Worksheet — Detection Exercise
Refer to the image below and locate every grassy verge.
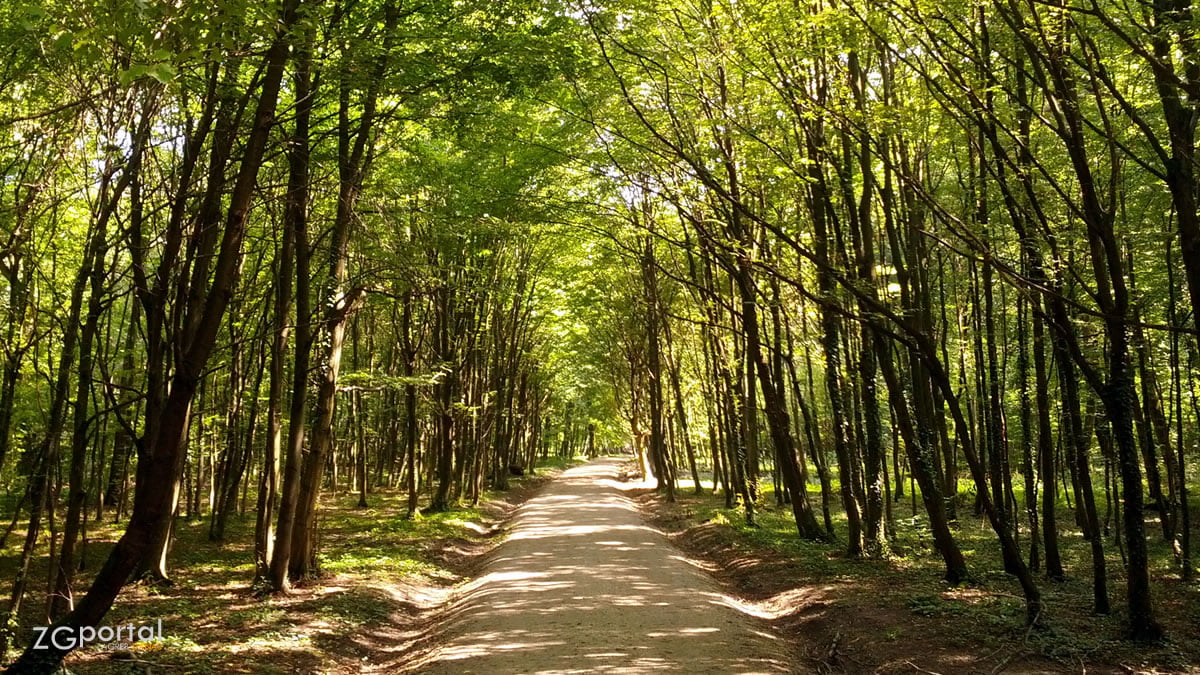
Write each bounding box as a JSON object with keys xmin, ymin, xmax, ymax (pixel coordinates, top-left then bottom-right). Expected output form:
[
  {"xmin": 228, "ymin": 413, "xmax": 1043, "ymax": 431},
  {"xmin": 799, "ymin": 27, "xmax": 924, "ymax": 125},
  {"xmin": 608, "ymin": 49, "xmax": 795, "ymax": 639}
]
[
  {"xmin": 645, "ymin": 477, "xmax": 1200, "ymax": 674},
  {"xmin": 0, "ymin": 455, "xmax": 584, "ymax": 673}
]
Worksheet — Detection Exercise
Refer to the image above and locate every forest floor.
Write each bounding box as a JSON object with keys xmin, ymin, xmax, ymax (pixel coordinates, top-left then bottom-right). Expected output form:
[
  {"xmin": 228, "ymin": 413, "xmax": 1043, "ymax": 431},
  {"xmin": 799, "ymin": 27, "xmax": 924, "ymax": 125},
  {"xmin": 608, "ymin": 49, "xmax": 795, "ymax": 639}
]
[
  {"xmin": 642, "ymin": 475, "xmax": 1200, "ymax": 674},
  {"xmin": 0, "ymin": 457, "xmax": 580, "ymax": 674},
  {"xmin": 7, "ymin": 457, "xmax": 1198, "ymax": 674},
  {"xmin": 404, "ymin": 456, "xmax": 798, "ymax": 674}
]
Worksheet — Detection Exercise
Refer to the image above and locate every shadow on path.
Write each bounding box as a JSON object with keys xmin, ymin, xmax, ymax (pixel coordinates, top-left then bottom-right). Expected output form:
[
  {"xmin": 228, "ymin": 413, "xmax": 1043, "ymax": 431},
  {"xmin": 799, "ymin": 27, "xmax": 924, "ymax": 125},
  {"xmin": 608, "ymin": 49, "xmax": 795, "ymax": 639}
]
[{"xmin": 394, "ymin": 457, "xmax": 798, "ymax": 674}]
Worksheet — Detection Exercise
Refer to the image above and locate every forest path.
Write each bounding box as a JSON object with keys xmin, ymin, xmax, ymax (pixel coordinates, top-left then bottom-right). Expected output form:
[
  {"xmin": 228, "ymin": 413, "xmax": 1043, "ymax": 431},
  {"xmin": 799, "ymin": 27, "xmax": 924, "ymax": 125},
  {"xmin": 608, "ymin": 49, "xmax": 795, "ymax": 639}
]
[{"xmin": 411, "ymin": 457, "xmax": 797, "ymax": 674}]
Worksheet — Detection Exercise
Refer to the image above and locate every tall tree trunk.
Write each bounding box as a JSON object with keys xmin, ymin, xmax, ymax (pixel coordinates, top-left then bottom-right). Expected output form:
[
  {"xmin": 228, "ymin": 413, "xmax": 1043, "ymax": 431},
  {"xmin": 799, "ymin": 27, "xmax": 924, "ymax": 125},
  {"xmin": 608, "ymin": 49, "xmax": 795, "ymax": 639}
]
[
  {"xmin": 1054, "ymin": 323, "xmax": 1109, "ymax": 613},
  {"xmin": 255, "ymin": 157, "xmax": 298, "ymax": 578},
  {"xmin": 1017, "ymin": 295, "xmax": 1039, "ymax": 572},
  {"xmin": 1035, "ymin": 298, "xmax": 1064, "ymax": 581},
  {"xmin": 50, "ymin": 236, "xmax": 113, "ymax": 618},
  {"xmin": 808, "ymin": 140, "xmax": 863, "ymax": 556},
  {"xmin": 665, "ymin": 321, "xmax": 702, "ymax": 494},
  {"xmin": 845, "ymin": 50, "xmax": 887, "ymax": 557},
  {"xmin": 642, "ymin": 230, "xmax": 674, "ymax": 500},
  {"xmin": 402, "ymin": 290, "xmax": 421, "ymax": 518},
  {"xmin": 268, "ymin": 22, "xmax": 314, "ymax": 593},
  {"xmin": 736, "ymin": 250, "xmax": 823, "ymax": 540},
  {"xmin": 104, "ymin": 299, "xmax": 141, "ymax": 510}
]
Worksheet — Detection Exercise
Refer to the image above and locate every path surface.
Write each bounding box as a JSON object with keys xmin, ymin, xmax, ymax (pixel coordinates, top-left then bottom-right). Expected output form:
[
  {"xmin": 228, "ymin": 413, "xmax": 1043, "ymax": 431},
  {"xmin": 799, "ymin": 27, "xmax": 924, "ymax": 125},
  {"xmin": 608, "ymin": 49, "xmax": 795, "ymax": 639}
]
[{"xmin": 417, "ymin": 457, "xmax": 796, "ymax": 674}]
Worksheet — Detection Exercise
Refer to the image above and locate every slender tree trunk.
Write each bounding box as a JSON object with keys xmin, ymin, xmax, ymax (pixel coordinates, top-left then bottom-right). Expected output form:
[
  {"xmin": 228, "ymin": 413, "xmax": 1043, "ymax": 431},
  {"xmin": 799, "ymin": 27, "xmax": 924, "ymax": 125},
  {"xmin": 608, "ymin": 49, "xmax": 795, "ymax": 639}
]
[
  {"xmin": 255, "ymin": 166, "xmax": 298, "ymax": 578},
  {"xmin": 269, "ymin": 25, "xmax": 314, "ymax": 592},
  {"xmin": 642, "ymin": 232, "xmax": 674, "ymax": 501},
  {"xmin": 50, "ymin": 237, "xmax": 113, "ymax": 618},
  {"xmin": 1035, "ymin": 298, "xmax": 1064, "ymax": 581}
]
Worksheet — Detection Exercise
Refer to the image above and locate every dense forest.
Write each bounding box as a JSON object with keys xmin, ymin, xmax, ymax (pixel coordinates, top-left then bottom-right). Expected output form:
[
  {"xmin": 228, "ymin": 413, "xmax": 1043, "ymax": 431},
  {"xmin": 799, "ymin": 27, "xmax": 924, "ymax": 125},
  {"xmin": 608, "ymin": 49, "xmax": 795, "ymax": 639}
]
[{"xmin": 1, "ymin": 0, "xmax": 1199, "ymax": 671}]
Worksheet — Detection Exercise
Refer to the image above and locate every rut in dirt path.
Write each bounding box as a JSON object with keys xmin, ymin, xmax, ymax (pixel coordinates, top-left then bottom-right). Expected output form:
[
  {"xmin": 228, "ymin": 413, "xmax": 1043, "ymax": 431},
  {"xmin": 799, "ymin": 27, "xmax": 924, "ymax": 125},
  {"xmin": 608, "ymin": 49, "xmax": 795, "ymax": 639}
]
[{"xmin": 413, "ymin": 457, "xmax": 798, "ymax": 674}]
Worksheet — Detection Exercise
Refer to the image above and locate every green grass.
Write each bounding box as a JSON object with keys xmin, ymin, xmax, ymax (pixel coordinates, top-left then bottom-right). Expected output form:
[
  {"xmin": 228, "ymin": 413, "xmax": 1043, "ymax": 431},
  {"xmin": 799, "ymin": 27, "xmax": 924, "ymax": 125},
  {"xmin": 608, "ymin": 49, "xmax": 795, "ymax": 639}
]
[
  {"xmin": 0, "ymin": 464, "xmax": 571, "ymax": 673},
  {"xmin": 317, "ymin": 498, "xmax": 487, "ymax": 582},
  {"xmin": 533, "ymin": 454, "xmax": 589, "ymax": 471},
  {"xmin": 663, "ymin": 467, "xmax": 1200, "ymax": 670}
]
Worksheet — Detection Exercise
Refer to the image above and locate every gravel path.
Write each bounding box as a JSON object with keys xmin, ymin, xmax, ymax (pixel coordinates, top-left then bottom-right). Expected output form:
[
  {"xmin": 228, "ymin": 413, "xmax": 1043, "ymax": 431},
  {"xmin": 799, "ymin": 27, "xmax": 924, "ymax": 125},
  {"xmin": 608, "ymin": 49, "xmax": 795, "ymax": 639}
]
[{"xmin": 417, "ymin": 457, "xmax": 797, "ymax": 674}]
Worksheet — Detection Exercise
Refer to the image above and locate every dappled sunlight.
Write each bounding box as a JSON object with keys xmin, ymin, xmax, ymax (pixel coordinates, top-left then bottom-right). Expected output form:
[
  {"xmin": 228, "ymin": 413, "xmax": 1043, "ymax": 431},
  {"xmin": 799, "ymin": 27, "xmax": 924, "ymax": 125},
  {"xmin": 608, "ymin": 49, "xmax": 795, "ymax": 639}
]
[
  {"xmin": 457, "ymin": 520, "xmax": 493, "ymax": 535},
  {"xmin": 508, "ymin": 523, "xmax": 656, "ymax": 541},
  {"xmin": 714, "ymin": 586, "xmax": 835, "ymax": 622},
  {"xmin": 437, "ymin": 629, "xmax": 568, "ymax": 660},
  {"xmin": 672, "ymin": 478, "xmax": 720, "ymax": 493},
  {"xmin": 404, "ymin": 458, "xmax": 795, "ymax": 674},
  {"xmin": 41, "ymin": 485, "xmax": 531, "ymax": 673}
]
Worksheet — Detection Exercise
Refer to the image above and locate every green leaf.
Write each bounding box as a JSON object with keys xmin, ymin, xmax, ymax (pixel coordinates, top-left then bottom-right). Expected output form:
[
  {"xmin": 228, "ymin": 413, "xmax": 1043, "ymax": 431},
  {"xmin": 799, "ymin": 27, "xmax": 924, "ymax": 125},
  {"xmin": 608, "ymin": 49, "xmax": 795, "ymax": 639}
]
[
  {"xmin": 118, "ymin": 64, "xmax": 148, "ymax": 87},
  {"xmin": 118, "ymin": 62, "xmax": 176, "ymax": 87},
  {"xmin": 147, "ymin": 63, "xmax": 177, "ymax": 84}
]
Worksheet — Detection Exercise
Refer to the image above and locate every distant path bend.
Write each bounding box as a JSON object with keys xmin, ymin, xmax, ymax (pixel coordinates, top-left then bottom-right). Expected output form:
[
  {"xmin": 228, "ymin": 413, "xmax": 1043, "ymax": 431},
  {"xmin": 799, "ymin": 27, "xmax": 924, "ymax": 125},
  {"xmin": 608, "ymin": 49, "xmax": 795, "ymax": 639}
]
[{"xmin": 415, "ymin": 457, "xmax": 797, "ymax": 674}]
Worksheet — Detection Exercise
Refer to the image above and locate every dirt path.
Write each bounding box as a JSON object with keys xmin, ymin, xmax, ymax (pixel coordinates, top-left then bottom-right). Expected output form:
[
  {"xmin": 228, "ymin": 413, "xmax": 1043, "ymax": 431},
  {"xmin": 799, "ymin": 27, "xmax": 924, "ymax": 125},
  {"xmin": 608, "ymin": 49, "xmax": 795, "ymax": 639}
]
[{"xmin": 412, "ymin": 457, "xmax": 797, "ymax": 674}]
